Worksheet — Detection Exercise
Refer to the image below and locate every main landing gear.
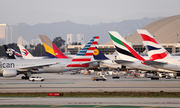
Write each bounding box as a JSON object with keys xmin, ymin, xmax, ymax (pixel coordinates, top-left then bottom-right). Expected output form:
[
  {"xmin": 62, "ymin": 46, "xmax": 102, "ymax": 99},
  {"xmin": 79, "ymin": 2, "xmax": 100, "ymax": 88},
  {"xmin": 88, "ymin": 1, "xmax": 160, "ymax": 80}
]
[
  {"xmin": 21, "ymin": 72, "xmax": 31, "ymax": 80},
  {"xmin": 21, "ymin": 76, "xmax": 29, "ymax": 80}
]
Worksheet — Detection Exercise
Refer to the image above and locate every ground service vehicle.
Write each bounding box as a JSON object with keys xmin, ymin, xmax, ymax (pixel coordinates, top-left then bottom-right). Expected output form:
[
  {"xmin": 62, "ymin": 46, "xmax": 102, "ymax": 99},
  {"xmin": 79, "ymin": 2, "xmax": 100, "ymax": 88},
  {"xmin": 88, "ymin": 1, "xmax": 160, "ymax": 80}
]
[{"xmin": 29, "ymin": 76, "xmax": 44, "ymax": 82}]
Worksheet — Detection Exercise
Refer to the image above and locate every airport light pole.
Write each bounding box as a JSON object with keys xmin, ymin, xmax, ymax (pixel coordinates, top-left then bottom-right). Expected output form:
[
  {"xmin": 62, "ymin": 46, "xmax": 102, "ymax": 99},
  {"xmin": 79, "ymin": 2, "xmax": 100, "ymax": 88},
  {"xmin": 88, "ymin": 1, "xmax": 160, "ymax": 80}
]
[{"xmin": 177, "ymin": 33, "xmax": 179, "ymax": 43}]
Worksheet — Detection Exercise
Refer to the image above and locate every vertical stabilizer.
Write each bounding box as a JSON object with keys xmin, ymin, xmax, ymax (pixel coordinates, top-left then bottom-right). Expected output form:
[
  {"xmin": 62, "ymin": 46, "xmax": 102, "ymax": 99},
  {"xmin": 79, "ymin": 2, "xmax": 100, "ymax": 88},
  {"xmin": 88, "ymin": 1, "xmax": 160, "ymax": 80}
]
[
  {"xmin": 3, "ymin": 45, "xmax": 16, "ymax": 59},
  {"xmin": 39, "ymin": 35, "xmax": 68, "ymax": 59},
  {"xmin": 67, "ymin": 36, "xmax": 99, "ymax": 67},
  {"xmin": 93, "ymin": 47, "xmax": 109, "ymax": 60},
  {"xmin": 137, "ymin": 29, "xmax": 171, "ymax": 60},
  {"xmin": 18, "ymin": 44, "xmax": 34, "ymax": 59},
  {"xmin": 109, "ymin": 31, "xmax": 145, "ymax": 61}
]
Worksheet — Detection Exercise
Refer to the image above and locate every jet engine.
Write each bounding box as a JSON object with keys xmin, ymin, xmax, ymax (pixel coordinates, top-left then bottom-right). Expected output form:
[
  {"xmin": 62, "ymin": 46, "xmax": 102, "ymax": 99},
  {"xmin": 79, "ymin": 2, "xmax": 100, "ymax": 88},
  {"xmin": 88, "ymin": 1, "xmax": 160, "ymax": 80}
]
[{"xmin": 2, "ymin": 69, "xmax": 17, "ymax": 77}]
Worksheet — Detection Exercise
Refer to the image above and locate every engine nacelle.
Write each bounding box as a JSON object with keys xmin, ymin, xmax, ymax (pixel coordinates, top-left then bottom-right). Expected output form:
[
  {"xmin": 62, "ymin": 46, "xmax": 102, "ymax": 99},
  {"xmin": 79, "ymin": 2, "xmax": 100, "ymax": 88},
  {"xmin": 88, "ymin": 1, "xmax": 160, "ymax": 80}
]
[{"xmin": 2, "ymin": 69, "xmax": 17, "ymax": 77}]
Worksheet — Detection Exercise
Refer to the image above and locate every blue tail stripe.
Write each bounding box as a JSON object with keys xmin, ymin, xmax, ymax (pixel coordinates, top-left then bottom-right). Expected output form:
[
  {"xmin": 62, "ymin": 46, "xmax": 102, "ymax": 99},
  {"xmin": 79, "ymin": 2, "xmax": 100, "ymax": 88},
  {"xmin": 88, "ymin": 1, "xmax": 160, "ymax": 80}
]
[
  {"xmin": 84, "ymin": 45, "xmax": 91, "ymax": 48},
  {"xmin": 81, "ymin": 48, "xmax": 89, "ymax": 50},
  {"xmin": 46, "ymin": 52, "xmax": 58, "ymax": 58},
  {"xmin": 146, "ymin": 45, "xmax": 161, "ymax": 51},
  {"xmin": 76, "ymin": 54, "xmax": 85, "ymax": 56}
]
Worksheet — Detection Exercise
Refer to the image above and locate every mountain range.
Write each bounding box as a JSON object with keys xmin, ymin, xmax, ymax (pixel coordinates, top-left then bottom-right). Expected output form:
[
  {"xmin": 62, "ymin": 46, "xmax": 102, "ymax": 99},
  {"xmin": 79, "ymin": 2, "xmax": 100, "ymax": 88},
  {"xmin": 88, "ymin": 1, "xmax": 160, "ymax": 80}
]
[{"xmin": 18, "ymin": 17, "xmax": 163, "ymax": 44}]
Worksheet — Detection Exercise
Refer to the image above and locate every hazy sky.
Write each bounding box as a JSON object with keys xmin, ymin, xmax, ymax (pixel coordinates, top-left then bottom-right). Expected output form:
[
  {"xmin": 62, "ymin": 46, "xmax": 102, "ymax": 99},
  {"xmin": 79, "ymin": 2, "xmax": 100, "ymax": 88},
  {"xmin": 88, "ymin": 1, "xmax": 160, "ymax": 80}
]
[{"xmin": 0, "ymin": 0, "xmax": 180, "ymax": 25}]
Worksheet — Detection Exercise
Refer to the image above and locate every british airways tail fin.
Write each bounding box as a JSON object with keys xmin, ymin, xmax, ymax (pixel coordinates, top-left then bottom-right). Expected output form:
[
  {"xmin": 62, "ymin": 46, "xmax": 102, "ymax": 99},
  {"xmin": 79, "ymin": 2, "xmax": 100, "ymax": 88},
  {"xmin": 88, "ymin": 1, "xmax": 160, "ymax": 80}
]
[
  {"xmin": 39, "ymin": 35, "xmax": 68, "ymax": 59},
  {"xmin": 18, "ymin": 44, "xmax": 34, "ymax": 59},
  {"xmin": 109, "ymin": 31, "xmax": 145, "ymax": 61},
  {"xmin": 93, "ymin": 47, "xmax": 109, "ymax": 60},
  {"xmin": 137, "ymin": 29, "xmax": 171, "ymax": 60},
  {"xmin": 3, "ymin": 45, "xmax": 22, "ymax": 59},
  {"xmin": 66, "ymin": 36, "xmax": 99, "ymax": 67}
]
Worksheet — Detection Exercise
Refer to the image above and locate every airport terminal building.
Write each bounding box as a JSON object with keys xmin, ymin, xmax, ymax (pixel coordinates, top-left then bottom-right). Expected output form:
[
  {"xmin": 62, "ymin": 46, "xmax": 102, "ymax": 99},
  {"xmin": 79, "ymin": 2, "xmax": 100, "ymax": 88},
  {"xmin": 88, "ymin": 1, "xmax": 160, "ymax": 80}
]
[{"xmin": 65, "ymin": 15, "xmax": 180, "ymax": 55}]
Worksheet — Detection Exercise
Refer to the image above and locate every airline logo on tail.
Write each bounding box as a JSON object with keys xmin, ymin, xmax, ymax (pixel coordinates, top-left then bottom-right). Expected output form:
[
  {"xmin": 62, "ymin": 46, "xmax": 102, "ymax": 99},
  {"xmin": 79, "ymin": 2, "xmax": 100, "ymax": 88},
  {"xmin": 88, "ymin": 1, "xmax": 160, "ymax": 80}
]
[
  {"xmin": 137, "ymin": 29, "xmax": 170, "ymax": 60},
  {"xmin": 3, "ymin": 45, "xmax": 22, "ymax": 59},
  {"xmin": 6, "ymin": 48, "xmax": 13, "ymax": 56},
  {"xmin": 67, "ymin": 36, "xmax": 99, "ymax": 67},
  {"xmin": 93, "ymin": 47, "xmax": 109, "ymax": 60},
  {"xmin": 22, "ymin": 49, "xmax": 29, "ymax": 56},
  {"xmin": 39, "ymin": 35, "xmax": 68, "ymax": 59},
  {"xmin": 109, "ymin": 31, "xmax": 145, "ymax": 61},
  {"xmin": 93, "ymin": 48, "xmax": 99, "ymax": 56}
]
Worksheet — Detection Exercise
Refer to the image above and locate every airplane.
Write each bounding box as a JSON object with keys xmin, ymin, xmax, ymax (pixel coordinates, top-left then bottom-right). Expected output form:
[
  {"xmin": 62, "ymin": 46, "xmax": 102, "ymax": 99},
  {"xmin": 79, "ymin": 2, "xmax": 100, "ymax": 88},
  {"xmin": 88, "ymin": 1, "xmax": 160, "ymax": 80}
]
[
  {"xmin": 137, "ymin": 29, "xmax": 180, "ymax": 72},
  {"xmin": 93, "ymin": 47, "xmax": 140, "ymax": 70},
  {"xmin": 4, "ymin": 44, "xmax": 47, "ymax": 59},
  {"xmin": 93, "ymin": 47, "xmax": 122, "ymax": 69},
  {"xmin": 0, "ymin": 36, "xmax": 99, "ymax": 79},
  {"xmin": 18, "ymin": 44, "xmax": 45, "ymax": 59},
  {"xmin": 108, "ymin": 31, "xmax": 175, "ymax": 73},
  {"xmin": 39, "ymin": 35, "xmax": 69, "ymax": 59},
  {"xmin": 3, "ymin": 45, "xmax": 22, "ymax": 59}
]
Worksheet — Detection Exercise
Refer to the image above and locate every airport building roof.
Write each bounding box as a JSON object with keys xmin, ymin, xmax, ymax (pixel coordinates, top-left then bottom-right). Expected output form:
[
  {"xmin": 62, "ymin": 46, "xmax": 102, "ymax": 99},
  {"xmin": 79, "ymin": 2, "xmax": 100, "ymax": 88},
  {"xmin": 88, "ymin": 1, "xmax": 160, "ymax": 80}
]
[
  {"xmin": 67, "ymin": 15, "xmax": 180, "ymax": 54},
  {"xmin": 104, "ymin": 15, "xmax": 180, "ymax": 45}
]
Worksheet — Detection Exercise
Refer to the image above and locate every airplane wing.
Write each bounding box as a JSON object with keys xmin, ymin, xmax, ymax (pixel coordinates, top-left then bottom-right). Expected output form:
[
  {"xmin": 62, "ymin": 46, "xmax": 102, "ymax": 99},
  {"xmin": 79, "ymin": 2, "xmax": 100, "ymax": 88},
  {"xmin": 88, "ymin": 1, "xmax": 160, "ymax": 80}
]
[
  {"xmin": 144, "ymin": 61, "xmax": 167, "ymax": 65},
  {"xmin": 18, "ymin": 62, "xmax": 58, "ymax": 70},
  {"xmin": 114, "ymin": 60, "xmax": 134, "ymax": 64}
]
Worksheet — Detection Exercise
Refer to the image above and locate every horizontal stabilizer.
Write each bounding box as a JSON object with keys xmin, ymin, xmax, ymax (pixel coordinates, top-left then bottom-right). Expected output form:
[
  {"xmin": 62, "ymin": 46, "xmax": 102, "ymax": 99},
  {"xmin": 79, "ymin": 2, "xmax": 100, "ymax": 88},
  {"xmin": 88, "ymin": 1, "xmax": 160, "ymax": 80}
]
[
  {"xmin": 80, "ymin": 60, "xmax": 98, "ymax": 65},
  {"xmin": 144, "ymin": 61, "xmax": 167, "ymax": 65},
  {"xmin": 114, "ymin": 60, "xmax": 134, "ymax": 64}
]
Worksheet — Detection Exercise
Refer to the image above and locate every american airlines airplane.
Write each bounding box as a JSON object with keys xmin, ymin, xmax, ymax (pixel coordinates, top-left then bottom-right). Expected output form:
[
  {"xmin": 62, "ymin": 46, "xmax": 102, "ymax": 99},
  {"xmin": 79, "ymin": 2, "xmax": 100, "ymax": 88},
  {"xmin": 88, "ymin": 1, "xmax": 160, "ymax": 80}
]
[
  {"xmin": 0, "ymin": 36, "xmax": 99, "ymax": 79},
  {"xmin": 108, "ymin": 31, "xmax": 175, "ymax": 72},
  {"xmin": 137, "ymin": 29, "xmax": 180, "ymax": 72}
]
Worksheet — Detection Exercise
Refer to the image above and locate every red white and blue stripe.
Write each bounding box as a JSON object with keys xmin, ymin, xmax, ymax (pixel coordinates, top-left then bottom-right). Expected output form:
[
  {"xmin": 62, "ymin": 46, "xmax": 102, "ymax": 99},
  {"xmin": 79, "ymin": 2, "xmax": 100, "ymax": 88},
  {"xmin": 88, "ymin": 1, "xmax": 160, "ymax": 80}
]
[
  {"xmin": 10, "ymin": 47, "xmax": 22, "ymax": 57},
  {"xmin": 66, "ymin": 36, "xmax": 99, "ymax": 67},
  {"xmin": 137, "ymin": 29, "xmax": 171, "ymax": 60}
]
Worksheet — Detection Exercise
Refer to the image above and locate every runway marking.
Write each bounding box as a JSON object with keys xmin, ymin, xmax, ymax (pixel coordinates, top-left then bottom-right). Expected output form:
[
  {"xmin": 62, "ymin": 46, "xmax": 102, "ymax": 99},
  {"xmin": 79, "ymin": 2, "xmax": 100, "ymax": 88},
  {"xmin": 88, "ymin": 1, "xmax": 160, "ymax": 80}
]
[
  {"xmin": 94, "ymin": 105, "xmax": 109, "ymax": 107},
  {"xmin": 51, "ymin": 104, "xmax": 63, "ymax": 107},
  {"xmin": 0, "ymin": 105, "xmax": 175, "ymax": 108},
  {"xmin": 0, "ymin": 82, "xmax": 75, "ymax": 85}
]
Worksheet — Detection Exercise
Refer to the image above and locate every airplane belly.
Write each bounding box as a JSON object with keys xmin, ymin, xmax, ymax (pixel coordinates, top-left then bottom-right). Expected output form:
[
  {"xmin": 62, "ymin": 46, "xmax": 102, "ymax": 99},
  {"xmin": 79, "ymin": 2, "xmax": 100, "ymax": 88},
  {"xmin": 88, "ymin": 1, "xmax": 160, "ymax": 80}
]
[
  {"xmin": 100, "ymin": 63, "xmax": 121, "ymax": 69},
  {"xmin": 121, "ymin": 62, "xmax": 157, "ymax": 71},
  {"xmin": 153, "ymin": 64, "xmax": 180, "ymax": 72},
  {"xmin": 43, "ymin": 64, "xmax": 66, "ymax": 72}
]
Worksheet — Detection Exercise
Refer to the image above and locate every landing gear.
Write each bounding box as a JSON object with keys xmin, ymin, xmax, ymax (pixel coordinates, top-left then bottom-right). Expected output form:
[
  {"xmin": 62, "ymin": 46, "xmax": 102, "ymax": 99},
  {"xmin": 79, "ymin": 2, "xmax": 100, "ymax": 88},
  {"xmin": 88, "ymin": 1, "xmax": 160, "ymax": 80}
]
[
  {"xmin": 21, "ymin": 72, "xmax": 31, "ymax": 80},
  {"xmin": 21, "ymin": 76, "xmax": 29, "ymax": 80}
]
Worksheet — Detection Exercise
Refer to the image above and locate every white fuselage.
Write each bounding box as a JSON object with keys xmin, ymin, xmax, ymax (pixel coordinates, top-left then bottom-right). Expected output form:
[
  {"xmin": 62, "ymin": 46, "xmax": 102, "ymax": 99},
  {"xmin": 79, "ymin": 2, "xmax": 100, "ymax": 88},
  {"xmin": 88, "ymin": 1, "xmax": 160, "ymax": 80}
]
[
  {"xmin": 0, "ymin": 59, "xmax": 97, "ymax": 74},
  {"xmin": 153, "ymin": 56, "xmax": 180, "ymax": 72}
]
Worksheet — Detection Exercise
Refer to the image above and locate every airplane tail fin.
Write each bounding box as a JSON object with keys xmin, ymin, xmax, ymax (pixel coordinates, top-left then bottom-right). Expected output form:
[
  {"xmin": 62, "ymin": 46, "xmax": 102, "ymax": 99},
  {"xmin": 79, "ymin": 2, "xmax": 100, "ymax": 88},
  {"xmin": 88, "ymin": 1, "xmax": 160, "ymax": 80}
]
[
  {"xmin": 109, "ymin": 31, "xmax": 145, "ymax": 61},
  {"xmin": 3, "ymin": 45, "xmax": 16, "ymax": 59},
  {"xmin": 137, "ymin": 29, "xmax": 171, "ymax": 60},
  {"xmin": 3, "ymin": 45, "xmax": 22, "ymax": 59},
  {"xmin": 39, "ymin": 35, "xmax": 68, "ymax": 59},
  {"xmin": 67, "ymin": 36, "xmax": 99, "ymax": 67},
  {"xmin": 18, "ymin": 44, "xmax": 34, "ymax": 59},
  {"xmin": 93, "ymin": 47, "xmax": 109, "ymax": 60}
]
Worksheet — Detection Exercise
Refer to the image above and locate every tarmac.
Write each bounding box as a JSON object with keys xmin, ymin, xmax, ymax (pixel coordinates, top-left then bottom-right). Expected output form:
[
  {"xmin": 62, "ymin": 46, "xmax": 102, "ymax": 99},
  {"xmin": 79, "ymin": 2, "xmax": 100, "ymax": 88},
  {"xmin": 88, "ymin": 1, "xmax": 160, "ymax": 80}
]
[
  {"xmin": 0, "ymin": 72, "xmax": 180, "ymax": 92},
  {"xmin": 0, "ymin": 71, "xmax": 180, "ymax": 107}
]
